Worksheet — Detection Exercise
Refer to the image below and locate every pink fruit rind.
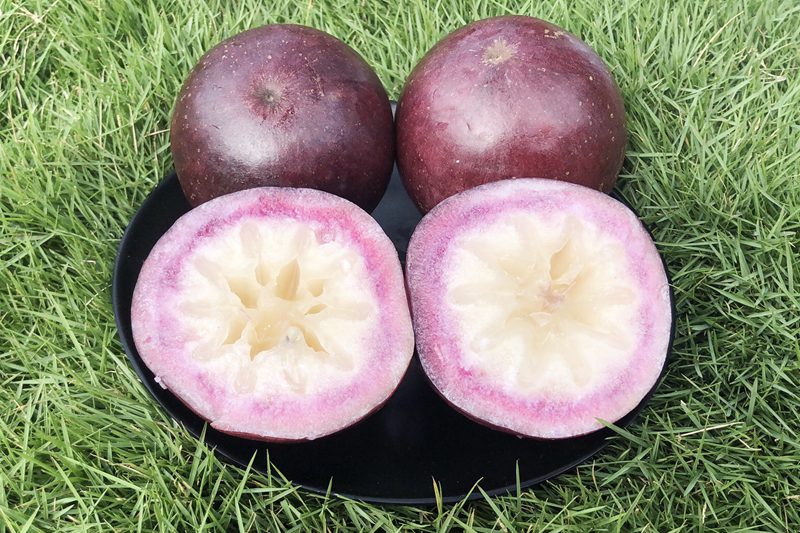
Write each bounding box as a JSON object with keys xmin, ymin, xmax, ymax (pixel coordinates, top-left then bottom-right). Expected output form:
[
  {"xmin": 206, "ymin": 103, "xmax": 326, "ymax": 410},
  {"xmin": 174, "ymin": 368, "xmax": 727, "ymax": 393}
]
[
  {"xmin": 131, "ymin": 187, "xmax": 414, "ymax": 441},
  {"xmin": 406, "ymin": 178, "xmax": 671, "ymax": 439}
]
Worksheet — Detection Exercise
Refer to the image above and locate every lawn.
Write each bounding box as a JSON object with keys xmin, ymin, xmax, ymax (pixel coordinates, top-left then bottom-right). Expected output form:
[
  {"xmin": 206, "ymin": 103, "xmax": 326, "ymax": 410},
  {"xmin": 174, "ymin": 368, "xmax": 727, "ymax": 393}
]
[{"xmin": 1, "ymin": 0, "xmax": 799, "ymax": 530}]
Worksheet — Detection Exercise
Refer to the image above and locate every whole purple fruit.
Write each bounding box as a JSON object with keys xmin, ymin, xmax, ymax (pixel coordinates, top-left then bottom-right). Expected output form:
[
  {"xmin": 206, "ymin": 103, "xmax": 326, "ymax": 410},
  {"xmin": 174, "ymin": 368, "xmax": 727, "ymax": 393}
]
[
  {"xmin": 396, "ymin": 16, "xmax": 627, "ymax": 212},
  {"xmin": 171, "ymin": 24, "xmax": 394, "ymax": 211}
]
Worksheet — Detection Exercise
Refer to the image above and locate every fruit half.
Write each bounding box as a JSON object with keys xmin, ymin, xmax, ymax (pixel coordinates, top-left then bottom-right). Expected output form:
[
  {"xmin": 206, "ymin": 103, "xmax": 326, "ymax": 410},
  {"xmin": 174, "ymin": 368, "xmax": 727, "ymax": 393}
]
[
  {"xmin": 406, "ymin": 179, "xmax": 671, "ymax": 439},
  {"xmin": 131, "ymin": 187, "xmax": 414, "ymax": 441}
]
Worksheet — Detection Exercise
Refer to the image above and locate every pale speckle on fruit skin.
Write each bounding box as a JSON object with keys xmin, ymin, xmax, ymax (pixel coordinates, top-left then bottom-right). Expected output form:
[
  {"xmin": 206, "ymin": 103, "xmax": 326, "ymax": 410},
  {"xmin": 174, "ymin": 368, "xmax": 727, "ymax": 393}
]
[
  {"xmin": 406, "ymin": 178, "xmax": 671, "ymax": 439},
  {"xmin": 395, "ymin": 15, "xmax": 627, "ymax": 213},
  {"xmin": 482, "ymin": 38, "xmax": 517, "ymax": 65}
]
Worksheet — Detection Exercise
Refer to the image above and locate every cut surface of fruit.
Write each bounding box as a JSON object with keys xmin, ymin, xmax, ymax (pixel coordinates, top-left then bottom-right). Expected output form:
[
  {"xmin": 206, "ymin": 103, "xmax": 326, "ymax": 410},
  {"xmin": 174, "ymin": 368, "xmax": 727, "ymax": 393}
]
[
  {"xmin": 445, "ymin": 213, "xmax": 639, "ymax": 398},
  {"xmin": 131, "ymin": 187, "xmax": 414, "ymax": 441},
  {"xmin": 407, "ymin": 179, "xmax": 671, "ymax": 439}
]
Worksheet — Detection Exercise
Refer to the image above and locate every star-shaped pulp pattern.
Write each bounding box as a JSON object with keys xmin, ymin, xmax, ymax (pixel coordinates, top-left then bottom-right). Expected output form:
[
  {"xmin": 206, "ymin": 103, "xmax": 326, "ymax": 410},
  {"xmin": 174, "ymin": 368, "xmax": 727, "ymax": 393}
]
[
  {"xmin": 180, "ymin": 223, "xmax": 372, "ymax": 393},
  {"xmin": 447, "ymin": 216, "xmax": 637, "ymax": 390}
]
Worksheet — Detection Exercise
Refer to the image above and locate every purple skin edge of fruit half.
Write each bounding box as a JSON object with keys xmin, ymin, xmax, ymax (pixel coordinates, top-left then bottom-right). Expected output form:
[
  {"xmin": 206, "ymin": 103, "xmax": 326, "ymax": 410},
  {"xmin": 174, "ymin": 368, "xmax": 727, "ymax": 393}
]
[
  {"xmin": 148, "ymin": 369, "xmax": 409, "ymax": 444},
  {"xmin": 131, "ymin": 187, "xmax": 415, "ymax": 442},
  {"xmin": 396, "ymin": 15, "xmax": 627, "ymax": 213},
  {"xmin": 406, "ymin": 178, "xmax": 672, "ymax": 440},
  {"xmin": 217, "ymin": 365, "xmax": 411, "ymax": 442},
  {"xmin": 171, "ymin": 24, "xmax": 394, "ymax": 213}
]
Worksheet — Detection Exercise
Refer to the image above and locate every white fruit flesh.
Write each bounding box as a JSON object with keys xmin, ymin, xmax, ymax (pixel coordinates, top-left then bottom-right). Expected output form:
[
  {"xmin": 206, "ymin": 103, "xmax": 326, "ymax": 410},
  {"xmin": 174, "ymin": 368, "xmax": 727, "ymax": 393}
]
[
  {"xmin": 131, "ymin": 187, "xmax": 415, "ymax": 441},
  {"xmin": 178, "ymin": 220, "xmax": 376, "ymax": 397},
  {"xmin": 406, "ymin": 178, "xmax": 672, "ymax": 439},
  {"xmin": 445, "ymin": 212, "xmax": 639, "ymax": 400}
]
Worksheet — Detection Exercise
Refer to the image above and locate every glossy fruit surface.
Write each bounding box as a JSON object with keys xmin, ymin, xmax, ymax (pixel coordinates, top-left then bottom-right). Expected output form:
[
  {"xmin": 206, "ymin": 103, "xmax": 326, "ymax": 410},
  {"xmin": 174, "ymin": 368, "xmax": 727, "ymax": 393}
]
[
  {"xmin": 171, "ymin": 24, "xmax": 394, "ymax": 211},
  {"xmin": 397, "ymin": 16, "xmax": 627, "ymax": 212}
]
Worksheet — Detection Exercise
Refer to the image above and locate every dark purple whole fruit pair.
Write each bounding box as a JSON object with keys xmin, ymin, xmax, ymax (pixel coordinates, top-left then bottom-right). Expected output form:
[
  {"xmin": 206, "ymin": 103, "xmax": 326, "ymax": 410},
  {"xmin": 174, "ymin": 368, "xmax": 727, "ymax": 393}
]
[
  {"xmin": 134, "ymin": 18, "xmax": 668, "ymax": 443},
  {"xmin": 172, "ymin": 17, "xmax": 626, "ymax": 214}
]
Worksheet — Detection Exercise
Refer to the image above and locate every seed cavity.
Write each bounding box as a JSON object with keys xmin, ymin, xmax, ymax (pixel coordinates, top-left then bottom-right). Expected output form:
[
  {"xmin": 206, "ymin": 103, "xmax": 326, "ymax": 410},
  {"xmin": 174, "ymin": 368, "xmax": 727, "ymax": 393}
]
[{"xmin": 275, "ymin": 259, "xmax": 301, "ymax": 300}]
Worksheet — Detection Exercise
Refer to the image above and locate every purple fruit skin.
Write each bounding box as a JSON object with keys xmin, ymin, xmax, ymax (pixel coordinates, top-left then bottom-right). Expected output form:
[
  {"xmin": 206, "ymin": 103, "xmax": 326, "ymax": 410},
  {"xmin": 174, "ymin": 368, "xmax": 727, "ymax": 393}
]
[
  {"xmin": 171, "ymin": 24, "xmax": 394, "ymax": 212},
  {"xmin": 396, "ymin": 16, "xmax": 627, "ymax": 212}
]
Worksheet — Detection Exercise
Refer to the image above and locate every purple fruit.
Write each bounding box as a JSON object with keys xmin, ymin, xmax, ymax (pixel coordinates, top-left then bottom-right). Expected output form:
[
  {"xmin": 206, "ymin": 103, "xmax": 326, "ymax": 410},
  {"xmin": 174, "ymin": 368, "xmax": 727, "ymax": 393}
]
[
  {"xmin": 397, "ymin": 16, "xmax": 627, "ymax": 212},
  {"xmin": 171, "ymin": 24, "xmax": 394, "ymax": 211}
]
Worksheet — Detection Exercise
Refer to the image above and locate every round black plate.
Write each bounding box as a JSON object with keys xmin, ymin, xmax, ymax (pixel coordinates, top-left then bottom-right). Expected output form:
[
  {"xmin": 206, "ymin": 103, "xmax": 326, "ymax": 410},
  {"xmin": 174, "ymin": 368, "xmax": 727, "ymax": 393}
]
[{"xmin": 112, "ymin": 168, "xmax": 674, "ymax": 505}]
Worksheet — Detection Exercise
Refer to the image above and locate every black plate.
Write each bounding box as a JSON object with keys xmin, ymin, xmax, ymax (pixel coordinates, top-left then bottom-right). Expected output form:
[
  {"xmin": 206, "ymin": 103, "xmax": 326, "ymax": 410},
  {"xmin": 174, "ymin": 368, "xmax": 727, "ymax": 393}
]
[{"xmin": 112, "ymin": 167, "xmax": 674, "ymax": 505}]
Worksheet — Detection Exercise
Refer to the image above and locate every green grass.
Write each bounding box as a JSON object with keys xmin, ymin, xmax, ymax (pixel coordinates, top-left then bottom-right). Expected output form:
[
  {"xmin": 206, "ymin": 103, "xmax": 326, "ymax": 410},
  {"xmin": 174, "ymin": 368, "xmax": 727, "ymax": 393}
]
[{"xmin": 2, "ymin": 0, "xmax": 799, "ymax": 530}]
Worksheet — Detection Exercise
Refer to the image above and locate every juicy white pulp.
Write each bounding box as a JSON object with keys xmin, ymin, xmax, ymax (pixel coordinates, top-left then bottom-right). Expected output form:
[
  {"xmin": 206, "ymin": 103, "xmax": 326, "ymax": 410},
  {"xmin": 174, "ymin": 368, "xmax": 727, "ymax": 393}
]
[
  {"xmin": 176, "ymin": 219, "xmax": 377, "ymax": 397},
  {"xmin": 444, "ymin": 212, "xmax": 640, "ymax": 399}
]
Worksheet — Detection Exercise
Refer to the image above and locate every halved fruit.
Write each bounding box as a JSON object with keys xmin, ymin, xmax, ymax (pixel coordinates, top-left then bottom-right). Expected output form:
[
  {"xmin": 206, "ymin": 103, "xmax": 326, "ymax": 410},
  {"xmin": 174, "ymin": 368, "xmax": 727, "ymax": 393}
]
[
  {"xmin": 406, "ymin": 178, "xmax": 672, "ymax": 439},
  {"xmin": 131, "ymin": 187, "xmax": 414, "ymax": 441}
]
